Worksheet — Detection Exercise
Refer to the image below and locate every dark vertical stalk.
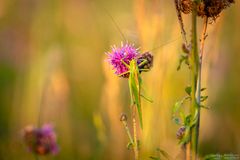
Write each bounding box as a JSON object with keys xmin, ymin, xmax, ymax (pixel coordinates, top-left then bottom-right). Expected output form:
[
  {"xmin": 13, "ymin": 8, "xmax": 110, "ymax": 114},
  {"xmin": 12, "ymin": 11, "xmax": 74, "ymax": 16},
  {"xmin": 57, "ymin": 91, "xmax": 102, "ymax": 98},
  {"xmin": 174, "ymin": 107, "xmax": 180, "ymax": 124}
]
[
  {"xmin": 190, "ymin": 1, "xmax": 200, "ymax": 160},
  {"xmin": 195, "ymin": 15, "xmax": 208, "ymax": 160}
]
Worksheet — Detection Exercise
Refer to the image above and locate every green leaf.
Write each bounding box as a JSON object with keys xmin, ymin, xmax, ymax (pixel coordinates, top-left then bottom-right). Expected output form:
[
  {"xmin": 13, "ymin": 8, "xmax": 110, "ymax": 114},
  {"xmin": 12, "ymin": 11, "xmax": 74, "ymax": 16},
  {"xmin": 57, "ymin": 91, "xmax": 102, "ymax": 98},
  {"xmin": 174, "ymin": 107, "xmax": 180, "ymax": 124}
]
[
  {"xmin": 127, "ymin": 142, "xmax": 133, "ymax": 150},
  {"xmin": 200, "ymin": 105, "xmax": 210, "ymax": 109},
  {"xmin": 201, "ymin": 96, "xmax": 208, "ymax": 102},
  {"xmin": 173, "ymin": 117, "xmax": 181, "ymax": 125},
  {"xmin": 150, "ymin": 148, "xmax": 172, "ymax": 160},
  {"xmin": 172, "ymin": 96, "xmax": 191, "ymax": 114},
  {"xmin": 172, "ymin": 96, "xmax": 191, "ymax": 126},
  {"xmin": 204, "ymin": 154, "xmax": 239, "ymax": 160},
  {"xmin": 172, "ymin": 101, "xmax": 182, "ymax": 113},
  {"xmin": 156, "ymin": 148, "xmax": 172, "ymax": 160},
  {"xmin": 185, "ymin": 86, "xmax": 192, "ymax": 95},
  {"xmin": 140, "ymin": 94, "xmax": 153, "ymax": 103},
  {"xmin": 149, "ymin": 156, "xmax": 160, "ymax": 160},
  {"xmin": 184, "ymin": 114, "xmax": 192, "ymax": 126},
  {"xmin": 179, "ymin": 111, "xmax": 186, "ymax": 123},
  {"xmin": 190, "ymin": 110, "xmax": 199, "ymax": 127},
  {"xmin": 177, "ymin": 54, "xmax": 188, "ymax": 71},
  {"xmin": 204, "ymin": 154, "xmax": 221, "ymax": 160}
]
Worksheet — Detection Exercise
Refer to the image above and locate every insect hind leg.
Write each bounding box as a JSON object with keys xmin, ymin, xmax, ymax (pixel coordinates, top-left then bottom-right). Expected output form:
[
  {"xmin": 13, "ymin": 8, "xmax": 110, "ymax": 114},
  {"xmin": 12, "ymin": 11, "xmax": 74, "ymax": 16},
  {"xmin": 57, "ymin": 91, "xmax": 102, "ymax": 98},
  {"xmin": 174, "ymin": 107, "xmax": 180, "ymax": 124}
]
[{"xmin": 138, "ymin": 59, "xmax": 148, "ymax": 67}]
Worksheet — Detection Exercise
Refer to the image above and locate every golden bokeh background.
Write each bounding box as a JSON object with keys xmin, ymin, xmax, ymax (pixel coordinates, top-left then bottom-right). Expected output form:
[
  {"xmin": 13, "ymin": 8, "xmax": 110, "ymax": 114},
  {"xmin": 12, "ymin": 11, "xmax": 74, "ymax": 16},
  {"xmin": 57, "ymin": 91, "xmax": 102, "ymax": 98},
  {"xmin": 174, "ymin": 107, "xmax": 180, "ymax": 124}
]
[{"xmin": 0, "ymin": 0, "xmax": 239, "ymax": 159}]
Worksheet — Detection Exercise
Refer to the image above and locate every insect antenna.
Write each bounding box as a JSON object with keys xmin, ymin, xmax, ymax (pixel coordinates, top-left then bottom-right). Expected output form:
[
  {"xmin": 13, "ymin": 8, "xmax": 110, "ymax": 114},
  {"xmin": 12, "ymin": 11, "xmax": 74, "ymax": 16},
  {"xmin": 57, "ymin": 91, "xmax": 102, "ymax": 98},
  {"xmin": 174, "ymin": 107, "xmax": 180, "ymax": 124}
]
[
  {"xmin": 102, "ymin": 7, "xmax": 127, "ymax": 42},
  {"xmin": 143, "ymin": 37, "xmax": 181, "ymax": 53}
]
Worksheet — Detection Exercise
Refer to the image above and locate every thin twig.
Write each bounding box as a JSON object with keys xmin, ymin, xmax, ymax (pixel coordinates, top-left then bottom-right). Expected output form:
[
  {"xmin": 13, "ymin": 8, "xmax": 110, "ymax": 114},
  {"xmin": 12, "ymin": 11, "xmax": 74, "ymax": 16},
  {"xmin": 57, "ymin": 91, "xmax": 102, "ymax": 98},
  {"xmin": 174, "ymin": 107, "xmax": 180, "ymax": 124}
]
[
  {"xmin": 174, "ymin": 1, "xmax": 192, "ymax": 158},
  {"xmin": 121, "ymin": 119, "xmax": 134, "ymax": 145},
  {"xmin": 199, "ymin": 16, "xmax": 208, "ymax": 61},
  {"xmin": 174, "ymin": 0, "xmax": 188, "ymax": 45}
]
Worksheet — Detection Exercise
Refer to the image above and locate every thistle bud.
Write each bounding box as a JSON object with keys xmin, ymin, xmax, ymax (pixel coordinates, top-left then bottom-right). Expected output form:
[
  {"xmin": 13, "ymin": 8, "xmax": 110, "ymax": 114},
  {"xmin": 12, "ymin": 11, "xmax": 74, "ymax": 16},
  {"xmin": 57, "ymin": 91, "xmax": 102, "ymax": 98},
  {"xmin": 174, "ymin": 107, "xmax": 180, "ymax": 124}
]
[
  {"xmin": 137, "ymin": 52, "xmax": 153, "ymax": 72},
  {"xmin": 176, "ymin": 126, "xmax": 186, "ymax": 140}
]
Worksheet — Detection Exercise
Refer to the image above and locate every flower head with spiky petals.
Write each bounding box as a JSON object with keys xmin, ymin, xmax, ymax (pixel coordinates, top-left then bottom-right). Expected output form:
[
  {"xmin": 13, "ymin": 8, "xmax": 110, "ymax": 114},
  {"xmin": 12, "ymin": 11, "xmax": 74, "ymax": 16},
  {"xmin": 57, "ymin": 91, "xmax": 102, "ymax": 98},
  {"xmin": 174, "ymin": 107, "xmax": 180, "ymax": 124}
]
[
  {"xmin": 106, "ymin": 42, "xmax": 139, "ymax": 78},
  {"xmin": 23, "ymin": 124, "xmax": 59, "ymax": 155}
]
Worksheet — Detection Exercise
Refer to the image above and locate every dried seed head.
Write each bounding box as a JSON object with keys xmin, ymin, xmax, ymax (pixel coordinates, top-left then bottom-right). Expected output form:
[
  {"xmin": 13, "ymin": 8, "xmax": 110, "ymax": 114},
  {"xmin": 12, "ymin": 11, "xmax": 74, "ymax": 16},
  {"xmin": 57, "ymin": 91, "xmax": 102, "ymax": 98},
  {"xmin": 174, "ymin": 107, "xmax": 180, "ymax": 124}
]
[
  {"xmin": 197, "ymin": 2, "xmax": 206, "ymax": 17},
  {"xmin": 176, "ymin": 126, "xmax": 186, "ymax": 140},
  {"xmin": 120, "ymin": 113, "xmax": 128, "ymax": 122},
  {"xmin": 137, "ymin": 52, "xmax": 153, "ymax": 72},
  {"xmin": 177, "ymin": 0, "xmax": 235, "ymax": 20},
  {"xmin": 197, "ymin": 0, "xmax": 235, "ymax": 20},
  {"xmin": 180, "ymin": 0, "xmax": 193, "ymax": 14}
]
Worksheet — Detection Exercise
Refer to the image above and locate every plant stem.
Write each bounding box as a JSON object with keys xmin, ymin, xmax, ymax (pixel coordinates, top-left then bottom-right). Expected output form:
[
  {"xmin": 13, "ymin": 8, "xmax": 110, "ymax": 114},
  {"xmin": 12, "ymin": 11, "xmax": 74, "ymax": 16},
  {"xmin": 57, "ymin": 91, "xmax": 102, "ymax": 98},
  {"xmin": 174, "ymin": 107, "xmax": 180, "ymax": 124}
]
[
  {"xmin": 194, "ymin": 15, "xmax": 208, "ymax": 160},
  {"xmin": 132, "ymin": 105, "xmax": 139, "ymax": 160},
  {"xmin": 121, "ymin": 119, "xmax": 134, "ymax": 145},
  {"xmin": 186, "ymin": 143, "xmax": 191, "ymax": 160},
  {"xmin": 198, "ymin": 16, "xmax": 208, "ymax": 105},
  {"xmin": 34, "ymin": 154, "xmax": 40, "ymax": 160},
  {"xmin": 200, "ymin": 16, "xmax": 208, "ymax": 60},
  {"xmin": 190, "ymin": 1, "xmax": 200, "ymax": 160}
]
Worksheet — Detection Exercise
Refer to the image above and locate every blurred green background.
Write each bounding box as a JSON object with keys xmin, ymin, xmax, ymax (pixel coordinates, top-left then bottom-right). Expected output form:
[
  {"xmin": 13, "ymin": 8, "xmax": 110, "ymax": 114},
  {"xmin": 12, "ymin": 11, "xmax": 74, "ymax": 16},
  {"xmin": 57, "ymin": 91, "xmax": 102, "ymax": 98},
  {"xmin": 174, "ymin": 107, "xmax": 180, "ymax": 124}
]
[{"xmin": 0, "ymin": 0, "xmax": 239, "ymax": 159}]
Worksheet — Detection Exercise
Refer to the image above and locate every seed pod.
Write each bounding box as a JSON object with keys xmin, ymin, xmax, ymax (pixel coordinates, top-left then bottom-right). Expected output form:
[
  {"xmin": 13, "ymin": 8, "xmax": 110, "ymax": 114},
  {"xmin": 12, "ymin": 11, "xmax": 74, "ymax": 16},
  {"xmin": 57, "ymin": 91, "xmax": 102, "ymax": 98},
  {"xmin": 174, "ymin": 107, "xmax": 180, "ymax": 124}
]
[
  {"xmin": 120, "ymin": 113, "xmax": 128, "ymax": 122},
  {"xmin": 137, "ymin": 52, "xmax": 153, "ymax": 72},
  {"xmin": 197, "ymin": 2, "xmax": 206, "ymax": 17}
]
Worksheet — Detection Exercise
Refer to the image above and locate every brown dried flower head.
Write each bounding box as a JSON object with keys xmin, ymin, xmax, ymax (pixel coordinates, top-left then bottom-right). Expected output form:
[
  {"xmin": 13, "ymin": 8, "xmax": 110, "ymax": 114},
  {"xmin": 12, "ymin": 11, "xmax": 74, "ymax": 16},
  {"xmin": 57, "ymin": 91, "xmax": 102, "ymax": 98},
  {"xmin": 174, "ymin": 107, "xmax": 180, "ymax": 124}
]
[
  {"xmin": 178, "ymin": 0, "xmax": 235, "ymax": 20},
  {"xmin": 198, "ymin": 0, "xmax": 235, "ymax": 20},
  {"xmin": 137, "ymin": 52, "xmax": 154, "ymax": 72}
]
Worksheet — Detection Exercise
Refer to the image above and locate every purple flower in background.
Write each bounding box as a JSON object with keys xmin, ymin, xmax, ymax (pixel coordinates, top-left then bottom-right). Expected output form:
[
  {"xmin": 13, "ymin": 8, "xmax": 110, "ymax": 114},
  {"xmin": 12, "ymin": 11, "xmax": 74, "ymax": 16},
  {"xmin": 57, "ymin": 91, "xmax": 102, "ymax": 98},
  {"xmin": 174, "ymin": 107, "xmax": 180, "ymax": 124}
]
[
  {"xmin": 106, "ymin": 43, "xmax": 139, "ymax": 78},
  {"xmin": 23, "ymin": 124, "xmax": 59, "ymax": 155}
]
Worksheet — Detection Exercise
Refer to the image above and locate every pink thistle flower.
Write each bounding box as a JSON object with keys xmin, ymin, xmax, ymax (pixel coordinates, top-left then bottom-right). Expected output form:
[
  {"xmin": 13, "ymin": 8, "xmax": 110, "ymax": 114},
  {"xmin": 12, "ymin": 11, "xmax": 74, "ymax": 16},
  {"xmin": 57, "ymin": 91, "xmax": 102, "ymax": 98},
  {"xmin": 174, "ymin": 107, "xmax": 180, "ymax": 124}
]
[
  {"xmin": 106, "ymin": 43, "xmax": 139, "ymax": 78},
  {"xmin": 23, "ymin": 124, "xmax": 59, "ymax": 155}
]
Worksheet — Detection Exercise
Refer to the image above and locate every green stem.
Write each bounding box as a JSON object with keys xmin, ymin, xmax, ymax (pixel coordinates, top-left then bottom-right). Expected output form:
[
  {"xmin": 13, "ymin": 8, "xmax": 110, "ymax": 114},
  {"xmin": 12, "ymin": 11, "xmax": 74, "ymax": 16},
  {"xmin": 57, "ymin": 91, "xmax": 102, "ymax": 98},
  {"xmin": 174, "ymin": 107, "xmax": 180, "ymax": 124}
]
[
  {"xmin": 34, "ymin": 154, "xmax": 40, "ymax": 160},
  {"xmin": 132, "ymin": 105, "xmax": 139, "ymax": 160},
  {"xmin": 190, "ymin": 1, "xmax": 200, "ymax": 160},
  {"xmin": 121, "ymin": 120, "xmax": 134, "ymax": 145}
]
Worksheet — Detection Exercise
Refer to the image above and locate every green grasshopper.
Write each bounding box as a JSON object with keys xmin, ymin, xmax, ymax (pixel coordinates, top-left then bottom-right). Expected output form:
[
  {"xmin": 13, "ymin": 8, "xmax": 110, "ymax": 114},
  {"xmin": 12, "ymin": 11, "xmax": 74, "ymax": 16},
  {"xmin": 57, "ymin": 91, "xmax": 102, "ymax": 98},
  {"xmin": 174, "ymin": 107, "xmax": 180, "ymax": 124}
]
[
  {"xmin": 103, "ymin": 7, "xmax": 177, "ymax": 129},
  {"xmin": 118, "ymin": 57, "xmax": 151, "ymax": 129}
]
